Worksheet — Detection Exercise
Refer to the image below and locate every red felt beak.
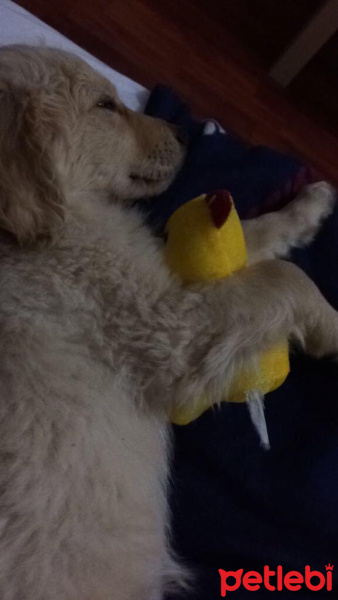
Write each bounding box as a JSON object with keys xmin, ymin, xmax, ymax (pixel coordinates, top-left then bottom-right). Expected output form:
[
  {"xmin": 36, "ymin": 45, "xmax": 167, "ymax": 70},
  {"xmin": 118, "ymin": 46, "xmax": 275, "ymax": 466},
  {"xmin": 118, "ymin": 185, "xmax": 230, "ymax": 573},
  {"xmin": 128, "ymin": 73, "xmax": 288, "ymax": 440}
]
[{"xmin": 205, "ymin": 190, "xmax": 233, "ymax": 228}]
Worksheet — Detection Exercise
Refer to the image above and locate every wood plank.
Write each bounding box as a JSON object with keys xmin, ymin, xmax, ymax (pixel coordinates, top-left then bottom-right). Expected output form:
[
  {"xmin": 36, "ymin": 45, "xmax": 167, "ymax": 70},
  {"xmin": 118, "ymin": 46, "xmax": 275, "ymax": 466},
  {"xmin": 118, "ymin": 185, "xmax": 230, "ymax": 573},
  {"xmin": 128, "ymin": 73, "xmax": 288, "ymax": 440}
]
[{"xmin": 270, "ymin": 0, "xmax": 338, "ymax": 86}]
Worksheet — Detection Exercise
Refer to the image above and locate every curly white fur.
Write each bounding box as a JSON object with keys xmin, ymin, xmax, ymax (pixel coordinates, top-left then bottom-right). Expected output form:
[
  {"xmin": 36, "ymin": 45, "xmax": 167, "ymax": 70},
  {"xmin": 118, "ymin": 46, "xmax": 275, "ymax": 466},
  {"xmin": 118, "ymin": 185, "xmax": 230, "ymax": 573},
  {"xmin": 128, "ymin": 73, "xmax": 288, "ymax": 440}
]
[{"xmin": 0, "ymin": 45, "xmax": 337, "ymax": 600}]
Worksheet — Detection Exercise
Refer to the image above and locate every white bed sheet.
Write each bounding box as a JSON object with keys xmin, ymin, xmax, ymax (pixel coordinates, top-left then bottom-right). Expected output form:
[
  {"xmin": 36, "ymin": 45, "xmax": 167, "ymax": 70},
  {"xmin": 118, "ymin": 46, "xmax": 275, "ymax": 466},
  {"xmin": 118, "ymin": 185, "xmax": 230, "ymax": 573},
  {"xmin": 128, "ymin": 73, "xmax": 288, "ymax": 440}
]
[{"xmin": 0, "ymin": 0, "xmax": 149, "ymax": 111}]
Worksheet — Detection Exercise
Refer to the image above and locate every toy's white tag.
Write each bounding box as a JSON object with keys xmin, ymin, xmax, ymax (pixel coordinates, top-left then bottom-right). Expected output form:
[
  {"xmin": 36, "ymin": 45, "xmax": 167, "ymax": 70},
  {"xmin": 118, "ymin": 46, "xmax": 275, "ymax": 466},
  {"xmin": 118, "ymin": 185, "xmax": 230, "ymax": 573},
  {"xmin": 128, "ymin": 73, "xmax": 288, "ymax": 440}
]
[{"xmin": 246, "ymin": 391, "xmax": 270, "ymax": 450}]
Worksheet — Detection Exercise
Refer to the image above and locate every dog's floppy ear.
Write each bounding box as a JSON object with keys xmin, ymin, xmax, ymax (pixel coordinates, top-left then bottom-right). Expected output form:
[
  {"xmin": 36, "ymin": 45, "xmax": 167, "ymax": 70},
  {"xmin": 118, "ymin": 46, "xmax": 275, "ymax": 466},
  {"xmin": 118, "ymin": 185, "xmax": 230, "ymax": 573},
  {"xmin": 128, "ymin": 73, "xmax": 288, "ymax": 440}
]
[{"xmin": 0, "ymin": 86, "xmax": 65, "ymax": 244}]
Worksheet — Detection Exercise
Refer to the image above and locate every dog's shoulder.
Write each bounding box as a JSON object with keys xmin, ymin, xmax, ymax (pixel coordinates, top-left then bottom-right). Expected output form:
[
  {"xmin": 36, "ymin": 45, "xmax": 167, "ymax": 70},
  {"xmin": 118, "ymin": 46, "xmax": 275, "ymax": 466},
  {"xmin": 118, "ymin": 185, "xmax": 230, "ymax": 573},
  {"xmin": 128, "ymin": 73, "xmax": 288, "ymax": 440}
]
[{"xmin": 0, "ymin": 199, "xmax": 172, "ymax": 331}]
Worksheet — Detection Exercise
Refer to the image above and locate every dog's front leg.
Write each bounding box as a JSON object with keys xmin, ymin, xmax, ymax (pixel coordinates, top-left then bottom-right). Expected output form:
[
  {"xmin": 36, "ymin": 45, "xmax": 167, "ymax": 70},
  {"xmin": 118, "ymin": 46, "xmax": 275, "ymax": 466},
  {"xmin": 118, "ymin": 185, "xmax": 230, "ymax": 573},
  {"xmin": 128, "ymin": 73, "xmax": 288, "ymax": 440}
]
[
  {"xmin": 144, "ymin": 259, "xmax": 338, "ymax": 414},
  {"xmin": 242, "ymin": 182, "xmax": 336, "ymax": 265}
]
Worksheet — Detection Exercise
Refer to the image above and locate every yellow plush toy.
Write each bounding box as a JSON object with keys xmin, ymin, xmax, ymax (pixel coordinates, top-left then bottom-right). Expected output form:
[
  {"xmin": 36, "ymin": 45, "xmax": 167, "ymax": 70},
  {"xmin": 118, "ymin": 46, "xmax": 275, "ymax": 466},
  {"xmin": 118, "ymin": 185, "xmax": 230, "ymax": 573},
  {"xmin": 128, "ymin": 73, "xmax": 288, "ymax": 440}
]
[{"xmin": 165, "ymin": 191, "xmax": 290, "ymax": 438}]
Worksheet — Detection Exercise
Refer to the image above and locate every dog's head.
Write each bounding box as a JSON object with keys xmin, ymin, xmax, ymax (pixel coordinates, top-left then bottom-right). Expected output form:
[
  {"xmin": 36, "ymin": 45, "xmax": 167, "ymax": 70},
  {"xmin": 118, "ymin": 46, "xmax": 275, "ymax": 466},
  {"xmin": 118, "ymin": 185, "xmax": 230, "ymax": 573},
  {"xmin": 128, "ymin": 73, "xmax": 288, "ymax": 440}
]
[{"xmin": 0, "ymin": 45, "xmax": 185, "ymax": 243}]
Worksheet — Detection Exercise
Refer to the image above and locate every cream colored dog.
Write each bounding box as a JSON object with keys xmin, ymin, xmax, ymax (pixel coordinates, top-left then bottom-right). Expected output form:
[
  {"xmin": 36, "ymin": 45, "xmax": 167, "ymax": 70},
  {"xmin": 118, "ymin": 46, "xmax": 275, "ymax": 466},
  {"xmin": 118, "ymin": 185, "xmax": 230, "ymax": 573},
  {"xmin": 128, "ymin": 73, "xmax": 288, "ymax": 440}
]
[{"xmin": 0, "ymin": 45, "xmax": 337, "ymax": 600}]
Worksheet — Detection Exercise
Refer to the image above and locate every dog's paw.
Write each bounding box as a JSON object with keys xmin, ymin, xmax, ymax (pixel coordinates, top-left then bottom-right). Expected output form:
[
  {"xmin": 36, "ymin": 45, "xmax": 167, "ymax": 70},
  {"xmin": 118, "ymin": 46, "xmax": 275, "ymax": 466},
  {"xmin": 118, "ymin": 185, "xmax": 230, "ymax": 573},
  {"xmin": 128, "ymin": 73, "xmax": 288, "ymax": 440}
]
[
  {"xmin": 298, "ymin": 181, "xmax": 336, "ymax": 219},
  {"xmin": 287, "ymin": 181, "xmax": 336, "ymax": 245}
]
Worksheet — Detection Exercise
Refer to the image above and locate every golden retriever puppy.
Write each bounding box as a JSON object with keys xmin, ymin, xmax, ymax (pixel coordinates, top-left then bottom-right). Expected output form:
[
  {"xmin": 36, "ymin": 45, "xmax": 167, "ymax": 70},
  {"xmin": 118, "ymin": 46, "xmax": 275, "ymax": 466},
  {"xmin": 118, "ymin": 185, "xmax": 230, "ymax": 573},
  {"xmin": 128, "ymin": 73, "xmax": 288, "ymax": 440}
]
[{"xmin": 0, "ymin": 45, "xmax": 336, "ymax": 600}]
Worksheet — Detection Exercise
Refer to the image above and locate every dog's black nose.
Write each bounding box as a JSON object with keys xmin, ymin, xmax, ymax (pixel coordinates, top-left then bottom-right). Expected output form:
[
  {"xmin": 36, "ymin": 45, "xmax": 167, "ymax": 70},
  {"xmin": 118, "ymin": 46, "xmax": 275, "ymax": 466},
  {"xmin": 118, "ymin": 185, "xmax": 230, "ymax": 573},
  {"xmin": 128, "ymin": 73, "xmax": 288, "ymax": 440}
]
[
  {"xmin": 169, "ymin": 124, "xmax": 189, "ymax": 146},
  {"xmin": 175, "ymin": 127, "xmax": 189, "ymax": 146}
]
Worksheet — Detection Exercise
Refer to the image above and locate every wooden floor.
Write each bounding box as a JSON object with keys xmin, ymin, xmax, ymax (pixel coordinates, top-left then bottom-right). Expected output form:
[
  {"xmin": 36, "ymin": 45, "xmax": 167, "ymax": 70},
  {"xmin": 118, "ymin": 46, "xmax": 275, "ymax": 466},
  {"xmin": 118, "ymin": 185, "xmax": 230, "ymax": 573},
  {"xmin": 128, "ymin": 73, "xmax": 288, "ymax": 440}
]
[{"xmin": 16, "ymin": 0, "xmax": 338, "ymax": 186}]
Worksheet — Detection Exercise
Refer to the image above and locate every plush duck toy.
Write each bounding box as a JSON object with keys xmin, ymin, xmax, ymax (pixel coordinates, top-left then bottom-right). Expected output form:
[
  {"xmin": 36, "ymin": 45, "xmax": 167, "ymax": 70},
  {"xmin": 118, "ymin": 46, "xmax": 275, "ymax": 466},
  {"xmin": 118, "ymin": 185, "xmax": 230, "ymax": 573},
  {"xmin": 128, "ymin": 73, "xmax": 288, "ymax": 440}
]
[{"xmin": 165, "ymin": 190, "xmax": 290, "ymax": 446}]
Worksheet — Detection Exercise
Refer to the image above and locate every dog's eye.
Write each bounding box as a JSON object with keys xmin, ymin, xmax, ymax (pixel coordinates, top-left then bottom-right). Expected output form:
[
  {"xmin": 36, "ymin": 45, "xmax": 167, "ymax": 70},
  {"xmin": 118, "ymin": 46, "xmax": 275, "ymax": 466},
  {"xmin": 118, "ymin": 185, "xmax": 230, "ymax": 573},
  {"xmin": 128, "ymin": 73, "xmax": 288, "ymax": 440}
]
[{"xmin": 97, "ymin": 98, "xmax": 118, "ymax": 111}]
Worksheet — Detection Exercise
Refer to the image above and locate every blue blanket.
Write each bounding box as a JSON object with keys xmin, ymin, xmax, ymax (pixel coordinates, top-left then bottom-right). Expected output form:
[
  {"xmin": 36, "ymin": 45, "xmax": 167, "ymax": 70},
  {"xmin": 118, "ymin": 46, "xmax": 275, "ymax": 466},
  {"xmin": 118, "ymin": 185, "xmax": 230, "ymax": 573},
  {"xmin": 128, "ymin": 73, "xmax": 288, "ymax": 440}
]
[{"xmin": 140, "ymin": 86, "xmax": 338, "ymax": 598}]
